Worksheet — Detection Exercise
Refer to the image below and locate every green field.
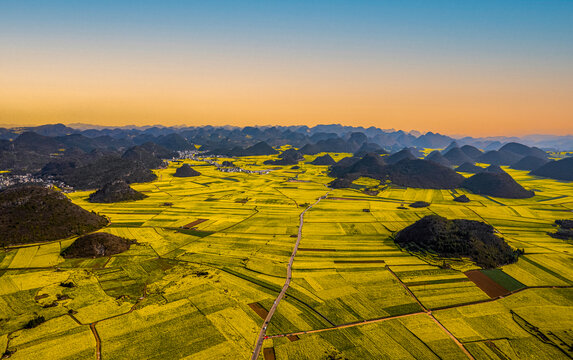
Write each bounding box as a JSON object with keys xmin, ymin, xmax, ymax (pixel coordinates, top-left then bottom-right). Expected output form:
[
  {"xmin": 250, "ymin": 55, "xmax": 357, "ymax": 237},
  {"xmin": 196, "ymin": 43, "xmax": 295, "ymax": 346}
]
[{"xmin": 1, "ymin": 155, "xmax": 572, "ymax": 359}]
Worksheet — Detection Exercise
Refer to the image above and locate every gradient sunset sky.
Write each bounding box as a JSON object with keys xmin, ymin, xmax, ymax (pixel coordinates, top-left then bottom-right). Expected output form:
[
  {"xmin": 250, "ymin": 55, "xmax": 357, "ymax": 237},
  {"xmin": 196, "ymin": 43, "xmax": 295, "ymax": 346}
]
[{"xmin": 1, "ymin": 1, "xmax": 572, "ymax": 136}]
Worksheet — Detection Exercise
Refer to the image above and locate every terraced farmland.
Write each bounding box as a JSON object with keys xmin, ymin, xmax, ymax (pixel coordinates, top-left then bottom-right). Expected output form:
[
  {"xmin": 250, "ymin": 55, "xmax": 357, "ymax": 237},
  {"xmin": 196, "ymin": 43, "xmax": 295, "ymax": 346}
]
[{"xmin": 1, "ymin": 155, "xmax": 572, "ymax": 359}]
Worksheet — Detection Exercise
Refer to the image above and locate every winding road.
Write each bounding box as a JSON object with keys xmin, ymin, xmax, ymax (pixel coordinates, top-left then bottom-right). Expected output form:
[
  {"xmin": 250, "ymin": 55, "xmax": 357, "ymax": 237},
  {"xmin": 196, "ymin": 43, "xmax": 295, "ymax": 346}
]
[{"xmin": 250, "ymin": 192, "xmax": 329, "ymax": 360}]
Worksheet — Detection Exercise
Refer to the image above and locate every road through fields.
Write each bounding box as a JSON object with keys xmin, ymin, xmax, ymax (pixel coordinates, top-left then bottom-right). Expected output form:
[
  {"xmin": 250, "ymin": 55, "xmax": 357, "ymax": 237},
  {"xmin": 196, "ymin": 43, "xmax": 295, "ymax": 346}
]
[{"xmin": 250, "ymin": 192, "xmax": 329, "ymax": 360}]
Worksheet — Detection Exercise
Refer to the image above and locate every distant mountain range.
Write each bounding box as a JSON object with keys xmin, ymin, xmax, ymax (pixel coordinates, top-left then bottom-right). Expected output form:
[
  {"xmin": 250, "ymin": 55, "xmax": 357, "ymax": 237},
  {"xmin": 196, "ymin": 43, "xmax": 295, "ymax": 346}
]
[
  {"xmin": 1, "ymin": 123, "xmax": 571, "ymax": 191},
  {"xmin": 1, "ymin": 123, "xmax": 572, "ymax": 151}
]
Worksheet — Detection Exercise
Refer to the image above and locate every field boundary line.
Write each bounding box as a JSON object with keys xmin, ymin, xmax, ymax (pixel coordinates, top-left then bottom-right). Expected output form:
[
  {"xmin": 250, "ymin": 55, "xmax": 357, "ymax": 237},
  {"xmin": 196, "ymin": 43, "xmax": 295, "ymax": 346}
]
[
  {"xmin": 216, "ymin": 206, "xmax": 260, "ymax": 233},
  {"xmin": 272, "ymin": 186, "xmax": 299, "ymax": 207},
  {"xmin": 265, "ymin": 311, "xmax": 426, "ymax": 339},
  {"xmin": 386, "ymin": 265, "xmax": 427, "ymax": 311},
  {"xmin": 159, "ymin": 206, "xmax": 259, "ymax": 258},
  {"xmin": 171, "ymin": 258, "xmax": 335, "ymax": 326},
  {"xmin": 266, "ymin": 286, "xmax": 573, "ymax": 349},
  {"xmin": 387, "ymin": 265, "xmax": 474, "ymax": 359},
  {"xmin": 426, "ymin": 313, "xmax": 475, "ymax": 359}
]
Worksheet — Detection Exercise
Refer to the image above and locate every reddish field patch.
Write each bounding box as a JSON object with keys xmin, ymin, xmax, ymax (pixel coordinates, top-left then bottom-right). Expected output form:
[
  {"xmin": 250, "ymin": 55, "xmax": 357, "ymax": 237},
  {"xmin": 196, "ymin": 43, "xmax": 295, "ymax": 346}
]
[
  {"xmin": 181, "ymin": 218, "xmax": 208, "ymax": 229},
  {"xmin": 287, "ymin": 335, "xmax": 300, "ymax": 342},
  {"xmin": 263, "ymin": 347, "xmax": 276, "ymax": 360},
  {"xmin": 465, "ymin": 270, "xmax": 510, "ymax": 298},
  {"xmin": 248, "ymin": 302, "xmax": 269, "ymax": 319}
]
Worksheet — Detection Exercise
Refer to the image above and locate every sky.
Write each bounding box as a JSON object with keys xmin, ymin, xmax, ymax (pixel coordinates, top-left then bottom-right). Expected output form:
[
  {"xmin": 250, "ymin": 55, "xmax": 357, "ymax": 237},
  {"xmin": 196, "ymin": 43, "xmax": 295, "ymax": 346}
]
[{"xmin": 0, "ymin": 1, "xmax": 572, "ymax": 136}]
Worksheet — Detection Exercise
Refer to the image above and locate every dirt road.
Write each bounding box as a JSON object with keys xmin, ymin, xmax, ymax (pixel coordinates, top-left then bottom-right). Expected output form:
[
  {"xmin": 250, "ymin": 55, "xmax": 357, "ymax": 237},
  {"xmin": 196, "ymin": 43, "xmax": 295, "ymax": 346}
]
[{"xmin": 250, "ymin": 193, "xmax": 328, "ymax": 360}]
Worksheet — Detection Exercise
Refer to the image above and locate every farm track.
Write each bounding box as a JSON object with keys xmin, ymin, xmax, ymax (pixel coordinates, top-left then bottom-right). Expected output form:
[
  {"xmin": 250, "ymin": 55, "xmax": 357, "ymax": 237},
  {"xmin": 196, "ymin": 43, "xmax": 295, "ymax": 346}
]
[
  {"xmin": 62, "ymin": 285, "xmax": 150, "ymax": 360},
  {"xmin": 172, "ymin": 258, "xmax": 336, "ymax": 327},
  {"xmin": 432, "ymin": 285, "xmax": 573, "ymax": 311},
  {"xmin": 89, "ymin": 323, "xmax": 102, "ymax": 360},
  {"xmin": 386, "ymin": 265, "xmax": 475, "ymax": 359},
  {"xmin": 267, "ymin": 285, "xmax": 573, "ymax": 344},
  {"xmin": 264, "ymin": 311, "xmax": 427, "ymax": 339},
  {"xmin": 250, "ymin": 191, "xmax": 330, "ymax": 360},
  {"xmin": 256, "ymin": 192, "xmax": 573, "ymax": 358},
  {"xmin": 10, "ymin": 235, "xmax": 332, "ymax": 351},
  {"xmin": 33, "ymin": 257, "xmax": 567, "ymax": 360}
]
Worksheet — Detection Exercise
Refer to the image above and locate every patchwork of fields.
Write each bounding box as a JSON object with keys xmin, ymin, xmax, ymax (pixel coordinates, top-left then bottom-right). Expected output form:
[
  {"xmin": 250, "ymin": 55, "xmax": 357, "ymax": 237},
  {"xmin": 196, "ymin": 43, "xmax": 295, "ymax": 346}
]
[{"xmin": 1, "ymin": 153, "xmax": 572, "ymax": 359}]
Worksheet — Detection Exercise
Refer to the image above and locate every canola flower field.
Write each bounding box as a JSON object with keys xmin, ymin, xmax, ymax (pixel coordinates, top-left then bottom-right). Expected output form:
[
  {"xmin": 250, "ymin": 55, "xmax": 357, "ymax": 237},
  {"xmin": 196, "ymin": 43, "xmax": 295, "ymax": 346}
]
[{"xmin": 1, "ymin": 153, "xmax": 572, "ymax": 360}]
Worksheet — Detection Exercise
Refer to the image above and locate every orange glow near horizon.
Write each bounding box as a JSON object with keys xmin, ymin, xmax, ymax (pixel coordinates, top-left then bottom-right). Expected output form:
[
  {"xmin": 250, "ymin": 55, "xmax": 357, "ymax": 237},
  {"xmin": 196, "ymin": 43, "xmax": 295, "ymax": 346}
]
[
  {"xmin": 1, "ymin": 2, "xmax": 572, "ymax": 137},
  {"xmin": 2, "ymin": 66, "xmax": 571, "ymax": 137},
  {"xmin": 0, "ymin": 11, "xmax": 573, "ymax": 136}
]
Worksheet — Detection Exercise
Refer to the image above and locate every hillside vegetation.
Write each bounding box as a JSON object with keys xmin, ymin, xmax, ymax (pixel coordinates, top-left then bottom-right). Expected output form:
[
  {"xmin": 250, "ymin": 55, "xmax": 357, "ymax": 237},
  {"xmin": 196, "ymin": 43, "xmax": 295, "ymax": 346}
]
[
  {"xmin": 174, "ymin": 164, "xmax": 201, "ymax": 177},
  {"xmin": 394, "ymin": 215, "xmax": 521, "ymax": 268},
  {"xmin": 329, "ymin": 154, "xmax": 465, "ymax": 189},
  {"xmin": 310, "ymin": 154, "xmax": 336, "ymax": 165},
  {"xmin": 62, "ymin": 232, "xmax": 134, "ymax": 258},
  {"xmin": 88, "ymin": 180, "xmax": 148, "ymax": 203},
  {"xmin": 548, "ymin": 219, "xmax": 573, "ymax": 240},
  {"xmin": 531, "ymin": 157, "xmax": 573, "ymax": 181},
  {"xmin": 462, "ymin": 170, "xmax": 534, "ymax": 199},
  {"xmin": 0, "ymin": 185, "xmax": 108, "ymax": 246},
  {"xmin": 42, "ymin": 154, "xmax": 157, "ymax": 190}
]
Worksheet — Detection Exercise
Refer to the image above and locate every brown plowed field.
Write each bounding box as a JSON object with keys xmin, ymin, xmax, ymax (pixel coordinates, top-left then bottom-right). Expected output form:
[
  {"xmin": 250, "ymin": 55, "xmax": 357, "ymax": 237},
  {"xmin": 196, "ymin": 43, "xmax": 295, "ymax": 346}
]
[
  {"xmin": 465, "ymin": 270, "xmax": 509, "ymax": 298},
  {"xmin": 287, "ymin": 335, "xmax": 300, "ymax": 342},
  {"xmin": 263, "ymin": 347, "xmax": 276, "ymax": 360},
  {"xmin": 248, "ymin": 302, "xmax": 269, "ymax": 319},
  {"xmin": 181, "ymin": 218, "xmax": 208, "ymax": 229}
]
